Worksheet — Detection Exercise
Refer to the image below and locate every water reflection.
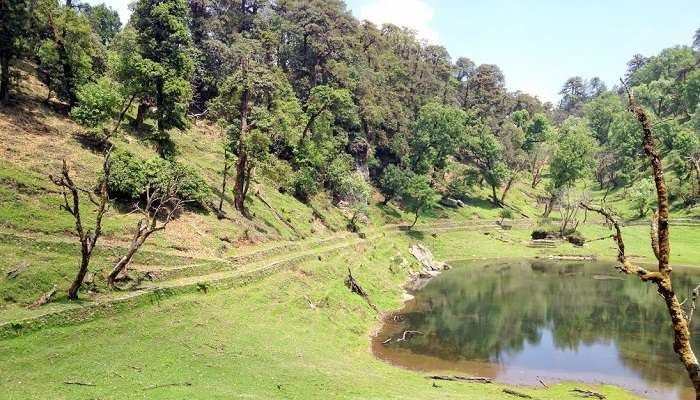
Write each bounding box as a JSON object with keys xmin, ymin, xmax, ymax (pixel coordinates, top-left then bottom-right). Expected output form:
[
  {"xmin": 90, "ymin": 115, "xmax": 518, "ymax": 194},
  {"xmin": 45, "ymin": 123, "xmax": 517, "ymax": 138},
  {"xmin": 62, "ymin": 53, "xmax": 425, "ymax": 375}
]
[{"xmin": 372, "ymin": 259, "xmax": 700, "ymax": 400}]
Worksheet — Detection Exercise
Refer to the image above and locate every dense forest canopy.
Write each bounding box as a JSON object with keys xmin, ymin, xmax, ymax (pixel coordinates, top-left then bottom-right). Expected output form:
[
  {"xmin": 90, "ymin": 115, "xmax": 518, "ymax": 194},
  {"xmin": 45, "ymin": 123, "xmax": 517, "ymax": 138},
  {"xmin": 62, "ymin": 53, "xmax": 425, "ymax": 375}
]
[{"xmin": 0, "ymin": 0, "xmax": 699, "ymax": 223}]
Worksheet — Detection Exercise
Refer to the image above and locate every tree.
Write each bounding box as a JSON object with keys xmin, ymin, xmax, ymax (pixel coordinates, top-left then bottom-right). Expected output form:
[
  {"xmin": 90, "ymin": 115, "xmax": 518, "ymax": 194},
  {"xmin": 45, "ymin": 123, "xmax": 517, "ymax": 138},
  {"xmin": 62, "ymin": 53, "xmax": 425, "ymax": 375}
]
[
  {"xmin": 37, "ymin": 4, "xmax": 100, "ymax": 108},
  {"xmin": 545, "ymin": 117, "xmax": 597, "ymax": 216},
  {"xmin": 378, "ymin": 164, "xmax": 412, "ymax": 205},
  {"xmin": 582, "ymin": 87, "xmax": 700, "ymax": 398},
  {"xmin": 84, "ymin": 3, "xmax": 121, "ymax": 46},
  {"xmin": 630, "ymin": 178, "xmax": 655, "ymax": 218},
  {"xmin": 49, "ymin": 153, "xmax": 110, "ymax": 300},
  {"xmin": 210, "ymin": 51, "xmax": 301, "ymax": 214},
  {"xmin": 459, "ymin": 121, "xmax": 508, "ymax": 206},
  {"xmin": 70, "ymin": 77, "xmax": 122, "ymax": 133},
  {"xmin": 132, "ymin": 0, "xmax": 194, "ymax": 157},
  {"xmin": 558, "ymin": 76, "xmax": 586, "ymax": 114},
  {"xmin": 107, "ymin": 182, "xmax": 184, "ymax": 288},
  {"xmin": 583, "ymin": 92, "xmax": 624, "ymax": 144},
  {"xmin": 0, "ymin": 0, "xmax": 31, "ymax": 105},
  {"xmin": 410, "ymin": 102, "xmax": 467, "ymax": 174},
  {"xmin": 402, "ymin": 174, "xmax": 435, "ymax": 228}
]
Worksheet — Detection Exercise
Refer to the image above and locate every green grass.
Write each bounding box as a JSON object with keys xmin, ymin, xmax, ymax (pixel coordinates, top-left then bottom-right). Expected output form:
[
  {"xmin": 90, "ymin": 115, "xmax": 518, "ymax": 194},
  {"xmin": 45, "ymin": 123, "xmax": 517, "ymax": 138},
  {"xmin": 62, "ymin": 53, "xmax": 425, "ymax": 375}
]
[{"xmin": 0, "ymin": 232, "xmax": 643, "ymax": 400}]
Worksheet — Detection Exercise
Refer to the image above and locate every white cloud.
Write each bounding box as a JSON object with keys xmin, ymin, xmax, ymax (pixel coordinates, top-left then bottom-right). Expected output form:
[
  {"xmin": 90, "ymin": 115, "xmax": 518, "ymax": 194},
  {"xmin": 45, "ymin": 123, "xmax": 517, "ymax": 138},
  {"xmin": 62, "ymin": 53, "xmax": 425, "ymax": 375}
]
[{"xmin": 358, "ymin": 0, "xmax": 439, "ymax": 43}]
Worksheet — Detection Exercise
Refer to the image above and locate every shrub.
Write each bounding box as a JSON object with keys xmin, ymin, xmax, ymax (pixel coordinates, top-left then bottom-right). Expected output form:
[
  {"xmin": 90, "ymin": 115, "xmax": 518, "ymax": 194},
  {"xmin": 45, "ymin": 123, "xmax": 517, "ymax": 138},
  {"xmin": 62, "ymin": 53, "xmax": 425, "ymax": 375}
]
[
  {"xmin": 326, "ymin": 154, "xmax": 354, "ymax": 197},
  {"xmin": 259, "ymin": 157, "xmax": 295, "ymax": 193},
  {"xmin": 293, "ymin": 167, "xmax": 320, "ymax": 201},
  {"xmin": 445, "ymin": 175, "xmax": 474, "ymax": 202},
  {"xmin": 531, "ymin": 224, "xmax": 559, "ymax": 240},
  {"xmin": 107, "ymin": 149, "xmax": 210, "ymax": 206},
  {"xmin": 70, "ymin": 77, "xmax": 122, "ymax": 128}
]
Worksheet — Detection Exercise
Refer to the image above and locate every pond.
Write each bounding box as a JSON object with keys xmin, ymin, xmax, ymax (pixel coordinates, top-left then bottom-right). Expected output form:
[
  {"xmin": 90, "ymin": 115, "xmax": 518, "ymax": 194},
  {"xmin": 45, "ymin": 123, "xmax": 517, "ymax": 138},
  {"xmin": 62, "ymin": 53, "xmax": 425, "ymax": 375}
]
[{"xmin": 372, "ymin": 259, "xmax": 700, "ymax": 400}]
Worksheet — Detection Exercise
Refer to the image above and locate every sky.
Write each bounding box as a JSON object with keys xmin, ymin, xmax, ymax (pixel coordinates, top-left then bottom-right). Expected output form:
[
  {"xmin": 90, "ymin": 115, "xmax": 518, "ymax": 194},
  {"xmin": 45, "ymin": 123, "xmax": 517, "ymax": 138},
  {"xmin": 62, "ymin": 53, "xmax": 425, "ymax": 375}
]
[{"xmin": 90, "ymin": 0, "xmax": 700, "ymax": 103}]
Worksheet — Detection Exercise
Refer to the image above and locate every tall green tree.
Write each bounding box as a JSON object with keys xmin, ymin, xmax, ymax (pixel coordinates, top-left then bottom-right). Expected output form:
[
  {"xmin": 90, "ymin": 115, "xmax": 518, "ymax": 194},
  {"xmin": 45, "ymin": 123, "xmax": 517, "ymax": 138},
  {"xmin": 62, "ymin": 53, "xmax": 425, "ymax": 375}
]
[
  {"xmin": 132, "ymin": 0, "xmax": 194, "ymax": 157},
  {"xmin": 84, "ymin": 3, "xmax": 121, "ymax": 46},
  {"xmin": 545, "ymin": 117, "xmax": 597, "ymax": 216},
  {"xmin": 0, "ymin": 0, "xmax": 31, "ymax": 105}
]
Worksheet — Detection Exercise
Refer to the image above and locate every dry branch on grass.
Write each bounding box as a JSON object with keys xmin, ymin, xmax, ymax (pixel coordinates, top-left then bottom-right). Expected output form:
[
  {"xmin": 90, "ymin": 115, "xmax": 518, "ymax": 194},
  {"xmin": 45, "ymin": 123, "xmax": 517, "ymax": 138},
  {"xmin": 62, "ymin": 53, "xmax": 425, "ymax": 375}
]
[
  {"xmin": 502, "ymin": 388, "xmax": 533, "ymax": 398},
  {"xmin": 27, "ymin": 285, "xmax": 57, "ymax": 309},
  {"xmin": 6, "ymin": 261, "xmax": 29, "ymax": 279},
  {"xmin": 63, "ymin": 381, "xmax": 96, "ymax": 387},
  {"xmin": 143, "ymin": 382, "xmax": 192, "ymax": 390},
  {"xmin": 427, "ymin": 375, "xmax": 492, "ymax": 384},
  {"xmin": 571, "ymin": 388, "xmax": 606, "ymax": 399},
  {"xmin": 344, "ymin": 268, "xmax": 378, "ymax": 312},
  {"xmin": 580, "ymin": 82, "xmax": 700, "ymax": 398}
]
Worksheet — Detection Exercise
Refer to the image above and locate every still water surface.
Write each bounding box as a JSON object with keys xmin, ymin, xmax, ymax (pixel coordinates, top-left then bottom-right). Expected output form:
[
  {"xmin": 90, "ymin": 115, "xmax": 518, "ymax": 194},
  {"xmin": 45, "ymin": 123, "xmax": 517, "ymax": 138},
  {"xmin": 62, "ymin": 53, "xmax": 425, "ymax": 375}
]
[{"xmin": 372, "ymin": 259, "xmax": 700, "ymax": 400}]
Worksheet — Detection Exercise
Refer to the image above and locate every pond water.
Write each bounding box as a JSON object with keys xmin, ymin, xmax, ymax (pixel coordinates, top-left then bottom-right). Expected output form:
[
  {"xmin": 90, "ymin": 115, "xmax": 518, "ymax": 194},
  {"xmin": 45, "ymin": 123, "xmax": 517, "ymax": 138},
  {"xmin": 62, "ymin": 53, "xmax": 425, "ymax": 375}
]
[{"xmin": 372, "ymin": 259, "xmax": 700, "ymax": 400}]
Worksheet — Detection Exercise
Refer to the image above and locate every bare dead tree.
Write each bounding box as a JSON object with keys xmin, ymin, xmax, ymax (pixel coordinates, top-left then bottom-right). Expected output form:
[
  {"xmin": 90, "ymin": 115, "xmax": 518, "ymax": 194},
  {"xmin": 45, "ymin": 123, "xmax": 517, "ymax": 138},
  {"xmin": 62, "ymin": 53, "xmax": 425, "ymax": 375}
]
[
  {"xmin": 49, "ymin": 153, "xmax": 111, "ymax": 300},
  {"xmin": 581, "ymin": 82, "xmax": 700, "ymax": 398},
  {"xmin": 106, "ymin": 183, "xmax": 185, "ymax": 288}
]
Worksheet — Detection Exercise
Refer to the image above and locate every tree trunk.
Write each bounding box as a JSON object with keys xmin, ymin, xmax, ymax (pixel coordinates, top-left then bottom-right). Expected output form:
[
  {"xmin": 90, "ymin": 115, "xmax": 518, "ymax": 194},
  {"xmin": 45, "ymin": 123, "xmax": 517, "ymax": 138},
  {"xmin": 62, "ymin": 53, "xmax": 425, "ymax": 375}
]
[
  {"xmin": 693, "ymin": 158, "xmax": 700, "ymax": 196},
  {"xmin": 107, "ymin": 240, "xmax": 143, "ymax": 288},
  {"xmin": 0, "ymin": 53, "xmax": 10, "ymax": 106},
  {"xmin": 233, "ymin": 86, "xmax": 250, "ymax": 213},
  {"xmin": 112, "ymin": 93, "xmax": 136, "ymax": 136},
  {"xmin": 500, "ymin": 176, "xmax": 516, "ymax": 204},
  {"xmin": 491, "ymin": 184, "xmax": 501, "ymax": 207},
  {"xmin": 218, "ymin": 149, "xmax": 230, "ymax": 213},
  {"xmin": 134, "ymin": 102, "xmax": 148, "ymax": 131},
  {"xmin": 628, "ymin": 88, "xmax": 700, "ymax": 396},
  {"xmin": 155, "ymin": 79, "xmax": 167, "ymax": 158},
  {"xmin": 67, "ymin": 246, "xmax": 90, "ymax": 300},
  {"xmin": 410, "ymin": 210, "xmax": 419, "ymax": 228},
  {"xmin": 543, "ymin": 195, "xmax": 555, "ymax": 218}
]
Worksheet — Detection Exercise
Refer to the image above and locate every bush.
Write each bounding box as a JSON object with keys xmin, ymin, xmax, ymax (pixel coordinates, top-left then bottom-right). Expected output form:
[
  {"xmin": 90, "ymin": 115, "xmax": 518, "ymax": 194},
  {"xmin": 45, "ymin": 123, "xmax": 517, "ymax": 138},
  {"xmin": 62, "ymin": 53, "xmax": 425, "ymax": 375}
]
[
  {"xmin": 445, "ymin": 175, "xmax": 473, "ymax": 202},
  {"xmin": 293, "ymin": 167, "xmax": 320, "ymax": 201},
  {"xmin": 107, "ymin": 149, "xmax": 211, "ymax": 206},
  {"xmin": 70, "ymin": 77, "xmax": 122, "ymax": 128},
  {"xmin": 259, "ymin": 157, "xmax": 295, "ymax": 193},
  {"xmin": 566, "ymin": 231, "xmax": 586, "ymax": 247},
  {"xmin": 326, "ymin": 154, "xmax": 354, "ymax": 197},
  {"xmin": 531, "ymin": 224, "xmax": 559, "ymax": 240}
]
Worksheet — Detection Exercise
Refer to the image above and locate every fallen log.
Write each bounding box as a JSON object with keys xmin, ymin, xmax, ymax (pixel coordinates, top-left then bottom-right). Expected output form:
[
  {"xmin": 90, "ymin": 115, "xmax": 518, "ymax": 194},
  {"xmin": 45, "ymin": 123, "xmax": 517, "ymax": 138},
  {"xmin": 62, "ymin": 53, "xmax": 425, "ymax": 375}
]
[
  {"xmin": 571, "ymin": 388, "xmax": 606, "ymax": 399},
  {"xmin": 27, "ymin": 285, "xmax": 57, "ymax": 309},
  {"xmin": 344, "ymin": 268, "xmax": 378, "ymax": 312},
  {"xmin": 503, "ymin": 388, "xmax": 533, "ymax": 398},
  {"xmin": 7, "ymin": 261, "xmax": 30, "ymax": 279},
  {"xmin": 427, "ymin": 375, "xmax": 492, "ymax": 384}
]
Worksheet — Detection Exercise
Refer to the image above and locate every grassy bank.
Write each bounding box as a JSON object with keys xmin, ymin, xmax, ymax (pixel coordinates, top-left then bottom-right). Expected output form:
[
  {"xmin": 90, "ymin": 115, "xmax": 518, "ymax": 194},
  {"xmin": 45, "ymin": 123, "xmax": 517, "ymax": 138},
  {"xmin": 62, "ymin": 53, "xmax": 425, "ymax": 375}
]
[{"xmin": 4, "ymin": 226, "xmax": 694, "ymax": 400}]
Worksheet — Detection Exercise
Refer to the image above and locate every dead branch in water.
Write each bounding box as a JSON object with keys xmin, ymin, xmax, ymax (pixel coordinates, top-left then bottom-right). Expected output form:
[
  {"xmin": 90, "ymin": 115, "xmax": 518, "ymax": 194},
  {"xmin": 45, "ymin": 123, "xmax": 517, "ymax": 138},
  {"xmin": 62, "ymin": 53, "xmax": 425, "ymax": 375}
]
[{"xmin": 396, "ymin": 330, "xmax": 423, "ymax": 342}]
